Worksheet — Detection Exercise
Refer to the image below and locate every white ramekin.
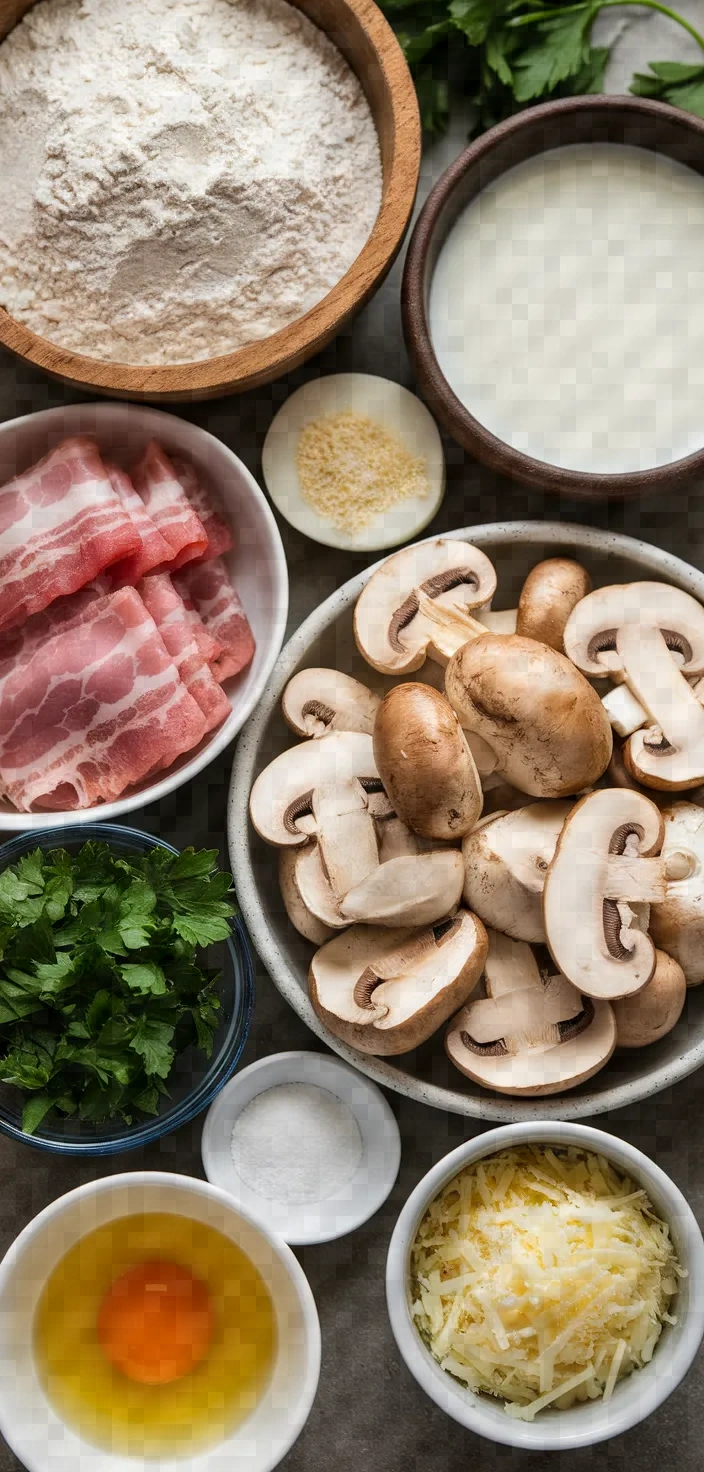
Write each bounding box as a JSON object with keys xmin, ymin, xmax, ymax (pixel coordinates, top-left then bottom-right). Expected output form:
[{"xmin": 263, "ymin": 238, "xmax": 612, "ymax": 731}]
[
  {"xmin": 0, "ymin": 1171, "xmax": 320, "ymax": 1472},
  {"xmin": 386, "ymin": 1122, "xmax": 704, "ymax": 1450}
]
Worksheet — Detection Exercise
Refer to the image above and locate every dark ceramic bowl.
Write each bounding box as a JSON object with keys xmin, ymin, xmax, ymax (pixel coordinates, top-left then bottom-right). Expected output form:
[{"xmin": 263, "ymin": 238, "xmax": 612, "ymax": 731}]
[{"xmin": 403, "ymin": 95, "xmax": 704, "ymax": 500}]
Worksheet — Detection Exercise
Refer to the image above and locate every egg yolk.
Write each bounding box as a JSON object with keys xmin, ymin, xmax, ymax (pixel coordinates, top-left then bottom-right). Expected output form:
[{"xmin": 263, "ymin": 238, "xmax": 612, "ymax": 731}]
[{"xmin": 97, "ymin": 1260, "xmax": 214, "ymax": 1385}]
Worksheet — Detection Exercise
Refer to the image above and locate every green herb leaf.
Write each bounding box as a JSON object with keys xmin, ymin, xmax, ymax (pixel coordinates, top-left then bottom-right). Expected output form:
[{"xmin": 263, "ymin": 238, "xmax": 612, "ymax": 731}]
[
  {"xmin": 630, "ymin": 60, "xmax": 704, "ymax": 118},
  {"xmin": 130, "ymin": 1018, "xmax": 176, "ymax": 1078},
  {"xmin": 21, "ymin": 1092, "xmax": 54, "ymax": 1136},
  {"xmin": 120, "ymin": 962, "xmax": 167, "ymax": 996}
]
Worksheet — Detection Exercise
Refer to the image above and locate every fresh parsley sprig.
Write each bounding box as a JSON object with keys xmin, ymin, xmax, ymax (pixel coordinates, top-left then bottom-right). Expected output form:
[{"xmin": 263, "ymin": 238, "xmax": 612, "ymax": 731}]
[
  {"xmin": 0, "ymin": 841, "xmax": 237, "ymax": 1135},
  {"xmin": 378, "ymin": 0, "xmax": 704, "ymax": 136}
]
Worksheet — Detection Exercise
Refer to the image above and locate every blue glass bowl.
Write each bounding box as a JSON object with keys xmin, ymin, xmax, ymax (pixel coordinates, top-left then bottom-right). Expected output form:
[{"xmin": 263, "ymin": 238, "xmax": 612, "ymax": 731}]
[{"xmin": 0, "ymin": 824, "xmax": 254, "ymax": 1155}]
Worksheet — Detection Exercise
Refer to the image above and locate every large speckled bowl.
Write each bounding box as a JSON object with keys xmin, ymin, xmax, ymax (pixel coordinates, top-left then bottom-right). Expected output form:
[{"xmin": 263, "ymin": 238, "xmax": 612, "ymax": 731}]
[{"xmin": 228, "ymin": 522, "xmax": 704, "ymax": 1121}]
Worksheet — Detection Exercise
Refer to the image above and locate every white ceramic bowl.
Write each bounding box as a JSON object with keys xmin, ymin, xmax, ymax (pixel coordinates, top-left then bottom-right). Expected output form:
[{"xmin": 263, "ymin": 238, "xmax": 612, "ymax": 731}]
[
  {"xmin": 0, "ymin": 1171, "xmax": 320, "ymax": 1472},
  {"xmin": 386, "ymin": 1122, "xmax": 704, "ymax": 1450},
  {"xmin": 229, "ymin": 521, "xmax": 704, "ymax": 1121},
  {"xmin": 0, "ymin": 403, "xmax": 288, "ymax": 830},
  {"xmin": 201, "ymin": 1050, "xmax": 401, "ymax": 1245}
]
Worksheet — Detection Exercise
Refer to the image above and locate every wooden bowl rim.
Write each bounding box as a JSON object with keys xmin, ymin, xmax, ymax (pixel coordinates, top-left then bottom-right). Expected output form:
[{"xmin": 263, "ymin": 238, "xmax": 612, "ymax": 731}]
[
  {"xmin": 0, "ymin": 0, "xmax": 420, "ymax": 397},
  {"xmin": 402, "ymin": 94, "xmax": 704, "ymax": 501}
]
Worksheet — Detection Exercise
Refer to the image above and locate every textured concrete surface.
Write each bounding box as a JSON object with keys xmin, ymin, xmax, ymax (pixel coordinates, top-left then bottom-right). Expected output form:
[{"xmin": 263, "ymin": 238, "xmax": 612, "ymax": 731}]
[{"xmin": 1, "ymin": 8, "xmax": 704, "ymax": 1469}]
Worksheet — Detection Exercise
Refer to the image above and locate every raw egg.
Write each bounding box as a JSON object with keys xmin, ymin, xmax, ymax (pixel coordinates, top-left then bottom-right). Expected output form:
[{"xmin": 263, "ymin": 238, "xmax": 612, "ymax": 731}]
[{"xmin": 97, "ymin": 1259, "xmax": 214, "ymax": 1385}]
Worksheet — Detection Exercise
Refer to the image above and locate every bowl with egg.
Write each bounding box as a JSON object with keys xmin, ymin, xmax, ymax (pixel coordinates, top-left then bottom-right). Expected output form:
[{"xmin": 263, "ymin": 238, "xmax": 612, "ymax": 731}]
[
  {"xmin": 0, "ymin": 0, "xmax": 420, "ymax": 402},
  {"xmin": 386, "ymin": 1122, "xmax": 704, "ymax": 1449},
  {"xmin": 403, "ymin": 95, "xmax": 704, "ymax": 499},
  {"xmin": 0, "ymin": 1170, "xmax": 321, "ymax": 1472}
]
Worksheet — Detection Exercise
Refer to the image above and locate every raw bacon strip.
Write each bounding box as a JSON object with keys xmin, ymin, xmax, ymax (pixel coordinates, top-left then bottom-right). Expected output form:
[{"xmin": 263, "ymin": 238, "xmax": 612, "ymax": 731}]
[
  {"xmin": 106, "ymin": 463, "xmax": 172, "ymax": 586},
  {"xmin": 0, "ymin": 580, "xmax": 109, "ymax": 685},
  {"xmin": 0, "ymin": 437, "xmax": 142, "ymax": 635},
  {"xmin": 138, "ymin": 573, "xmax": 231, "ymax": 735},
  {"xmin": 131, "ymin": 442, "xmax": 208, "ymax": 571},
  {"xmin": 0, "ymin": 587, "xmax": 207, "ymax": 812},
  {"xmin": 171, "ymin": 455, "xmax": 233, "ymax": 563},
  {"xmin": 174, "ymin": 557, "xmax": 255, "ymax": 683}
]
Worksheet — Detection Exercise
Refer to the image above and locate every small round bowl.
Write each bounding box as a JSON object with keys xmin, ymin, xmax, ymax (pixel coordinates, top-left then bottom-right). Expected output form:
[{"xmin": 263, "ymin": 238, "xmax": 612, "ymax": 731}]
[
  {"xmin": 0, "ymin": 825, "xmax": 254, "ymax": 1155},
  {"xmin": 0, "ymin": 401, "xmax": 288, "ymax": 830},
  {"xmin": 0, "ymin": 1171, "xmax": 321, "ymax": 1472},
  {"xmin": 386, "ymin": 1122, "xmax": 704, "ymax": 1450},
  {"xmin": 229, "ymin": 520, "xmax": 704, "ymax": 1122},
  {"xmin": 403, "ymin": 95, "xmax": 704, "ymax": 500},
  {"xmin": 0, "ymin": 0, "xmax": 420, "ymax": 402},
  {"xmin": 201, "ymin": 1050, "xmax": 401, "ymax": 1245}
]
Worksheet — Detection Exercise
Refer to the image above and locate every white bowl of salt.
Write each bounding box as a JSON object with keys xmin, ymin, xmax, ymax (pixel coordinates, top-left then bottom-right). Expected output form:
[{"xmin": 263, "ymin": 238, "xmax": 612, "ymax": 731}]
[{"xmin": 201, "ymin": 1051, "xmax": 401, "ymax": 1245}]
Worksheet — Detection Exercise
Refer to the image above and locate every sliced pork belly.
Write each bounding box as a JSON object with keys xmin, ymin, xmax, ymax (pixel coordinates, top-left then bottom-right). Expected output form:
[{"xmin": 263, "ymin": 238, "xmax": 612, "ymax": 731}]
[
  {"xmin": 0, "ymin": 587, "xmax": 207, "ymax": 812},
  {"xmin": 0, "ymin": 581, "xmax": 109, "ymax": 685},
  {"xmin": 0, "ymin": 437, "xmax": 141, "ymax": 634},
  {"xmin": 106, "ymin": 463, "xmax": 172, "ymax": 586},
  {"xmin": 131, "ymin": 442, "xmax": 208, "ymax": 570},
  {"xmin": 174, "ymin": 557, "xmax": 255, "ymax": 682},
  {"xmin": 138, "ymin": 573, "xmax": 231, "ymax": 734},
  {"xmin": 171, "ymin": 455, "xmax": 234, "ymax": 562}
]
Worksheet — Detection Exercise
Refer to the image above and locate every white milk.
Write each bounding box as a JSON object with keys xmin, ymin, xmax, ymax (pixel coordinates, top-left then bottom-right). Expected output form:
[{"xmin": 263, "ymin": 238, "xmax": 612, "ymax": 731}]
[{"xmin": 429, "ymin": 144, "xmax": 704, "ymax": 474}]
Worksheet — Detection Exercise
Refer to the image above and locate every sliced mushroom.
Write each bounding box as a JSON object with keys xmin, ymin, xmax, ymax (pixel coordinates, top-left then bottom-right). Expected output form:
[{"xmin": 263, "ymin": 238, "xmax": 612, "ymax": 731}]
[
  {"xmin": 282, "ymin": 668, "xmax": 381, "ymax": 739},
  {"xmin": 564, "ymin": 582, "xmax": 704, "ymax": 791},
  {"xmin": 445, "ymin": 930, "xmax": 615, "ymax": 1095},
  {"xmin": 278, "ymin": 848, "xmax": 336, "ymax": 946},
  {"xmin": 376, "ymin": 815, "xmax": 439, "ymax": 863},
  {"xmin": 543, "ymin": 788, "xmax": 666, "ymax": 1000},
  {"xmin": 354, "ymin": 539, "xmax": 497, "ymax": 674},
  {"xmin": 477, "ymin": 608, "xmax": 518, "ymax": 635},
  {"xmin": 295, "ymin": 842, "xmax": 350, "ymax": 930},
  {"xmin": 249, "ymin": 731, "xmax": 381, "ymax": 849},
  {"xmin": 516, "ymin": 558, "xmax": 592, "ymax": 651},
  {"xmin": 650, "ymin": 802, "xmax": 704, "ymax": 985},
  {"xmin": 462, "ymin": 802, "xmax": 572, "ymax": 943},
  {"xmin": 445, "ymin": 634, "xmax": 612, "ymax": 798},
  {"xmin": 308, "ymin": 910, "xmax": 488, "ymax": 1055},
  {"xmin": 612, "ymin": 949, "xmax": 686, "ymax": 1047},
  {"xmin": 373, "ymin": 684, "xmax": 482, "ymax": 840},
  {"xmin": 339, "ymin": 849, "xmax": 465, "ymax": 927}
]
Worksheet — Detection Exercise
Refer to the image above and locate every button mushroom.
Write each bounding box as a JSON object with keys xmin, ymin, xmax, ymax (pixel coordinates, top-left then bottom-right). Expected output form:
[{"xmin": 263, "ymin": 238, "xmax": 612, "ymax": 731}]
[
  {"xmin": 445, "ymin": 634, "xmax": 613, "ymax": 799},
  {"xmin": 543, "ymin": 788, "xmax": 667, "ymax": 1001},
  {"xmin": 564, "ymin": 582, "xmax": 704, "ymax": 791},
  {"xmin": 249, "ymin": 731, "xmax": 383, "ymax": 850},
  {"xmin": 612, "ymin": 949, "xmax": 686, "ymax": 1048},
  {"xmin": 649, "ymin": 801, "xmax": 704, "ymax": 985},
  {"xmin": 278, "ymin": 847, "xmax": 336, "ymax": 946},
  {"xmin": 515, "ymin": 558, "xmax": 592, "ymax": 651},
  {"xmin": 373, "ymin": 683, "xmax": 483, "ymax": 840},
  {"xmin": 282, "ymin": 668, "xmax": 381, "ymax": 739},
  {"xmin": 445, "ymin": 930, "xmax": 615, "ymax": 1095},
  {"xmin": 308, "ymin": 910, "xmax": 488, "ymax": 1055},
  {"xmin": 462, "ymin": 802, "xmax": 572, "ymax": 943},
  {"xmin": 353, "ymin": 539, "xmax": 497, "ymax": 674}
]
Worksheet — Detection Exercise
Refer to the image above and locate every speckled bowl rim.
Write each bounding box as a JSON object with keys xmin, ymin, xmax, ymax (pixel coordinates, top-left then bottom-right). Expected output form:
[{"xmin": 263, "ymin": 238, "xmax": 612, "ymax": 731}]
[{"xmin": 229, "ymin": 521, "xmax": 704, "ymax": 1121}]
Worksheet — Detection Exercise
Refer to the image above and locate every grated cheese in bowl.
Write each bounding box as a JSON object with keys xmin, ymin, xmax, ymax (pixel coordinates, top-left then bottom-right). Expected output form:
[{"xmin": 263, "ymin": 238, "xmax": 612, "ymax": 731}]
[{"xmin": 409, "ymin": 1145, "xmax": 685, "ymax": 1421}]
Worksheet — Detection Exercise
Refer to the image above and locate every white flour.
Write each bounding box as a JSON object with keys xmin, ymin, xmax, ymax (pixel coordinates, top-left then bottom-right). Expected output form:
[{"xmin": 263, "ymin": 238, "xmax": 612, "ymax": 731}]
[{"xmin": 0, "ymin": 0, "xmax": 382, "ymax": 365}]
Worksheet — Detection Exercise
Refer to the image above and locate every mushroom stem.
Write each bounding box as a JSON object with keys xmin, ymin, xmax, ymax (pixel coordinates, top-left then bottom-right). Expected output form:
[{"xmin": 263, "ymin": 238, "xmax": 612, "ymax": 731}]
[
  {"xmin": 414, "ymin": 591, "xmax": 487, "ymax": 666},
  {"xmin": 602, "ymin": 684, "xmax": 648, "ymax": 739},
  {"xmin": 618, "ymin": 624, "xmax": 704, "ymax": 789},
  {"xmin": 312, "ymin": 779, "xmax": 379, "ymax": 897}
]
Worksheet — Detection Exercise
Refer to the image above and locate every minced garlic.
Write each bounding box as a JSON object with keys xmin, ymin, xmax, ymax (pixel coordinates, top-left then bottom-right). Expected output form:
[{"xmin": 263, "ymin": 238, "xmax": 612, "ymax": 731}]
[
  {"xmin": 410, "ymin": 1145, "xmax": 684, "ymax": 1420},
  {"xmin": 296, "ymin": 410, "xmax": 430, "ymax": 535}
]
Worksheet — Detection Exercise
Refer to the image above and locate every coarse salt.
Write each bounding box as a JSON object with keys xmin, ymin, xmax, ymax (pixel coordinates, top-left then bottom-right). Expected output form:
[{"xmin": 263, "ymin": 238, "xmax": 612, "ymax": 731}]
[{"xmin": 230, "ymin": 1082, "xmax": 363, "ymax": 1205}]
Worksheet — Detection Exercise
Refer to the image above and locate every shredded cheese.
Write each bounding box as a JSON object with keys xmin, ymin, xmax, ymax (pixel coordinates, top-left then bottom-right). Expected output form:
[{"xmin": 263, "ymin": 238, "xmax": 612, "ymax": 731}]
[
  {"xmin": 410, "ymin": 1145, "xmax": 684, "ymax": 1421},
  {"xmin": 296, "ymin": 410, "xmax": 430, "ymax": 534}
]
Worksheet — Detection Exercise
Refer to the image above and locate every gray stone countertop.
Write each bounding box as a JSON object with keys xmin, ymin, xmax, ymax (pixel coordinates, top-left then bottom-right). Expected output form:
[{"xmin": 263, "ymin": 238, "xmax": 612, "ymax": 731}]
[{"xmin": 2, "ymin": 8, "xmax": 704, "ymax": 1469}]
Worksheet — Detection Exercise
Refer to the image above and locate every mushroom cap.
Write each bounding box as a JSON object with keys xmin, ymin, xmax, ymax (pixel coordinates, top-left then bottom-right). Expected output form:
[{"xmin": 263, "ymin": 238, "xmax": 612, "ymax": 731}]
[
  {"xmin": 445, "ymin": 930, "xmax": 615, "ymax": 1096},
  {"xmin": 650, "ymin": 802, "xmax": 704, "ymax": 984},
  {"xmin": 462, "ymin": 802, "xmax": 572, "ymax": 943},
  {"xmin": 516, "ymin": 558, "xmax": 592, "ymax": 652},
  {"xmin": 563, "ymin": 581, "xmax": 704, "ymax": 679},
  {"xmin": 282, "ymin": 668, "xmax": 381, "ymax": 739},
  {"xmin": 612, "ymin": 949, "xmax": 686, "ymax": 1048},
  {"xmin": 308, "ymin": 910, "xmax": 488, "ymax": 1056},
  {"xmin": 353, "ymin": 539, "xmax": 497, "ymax": 675},
  {"xmin": 445, "ymin": 633, "xmax": 613, "ymax": 798},
  {"xmin": 543, "ymin": 788, "xmax": 665, "ymax": 1001},
  {"xmin": 249, "ymin": 731, "xmax": 380, "ymax": 847},
  {"xmin": 339, "ymin": 849, "xmax": 465, "ymax": 927},
  {"xmin": 278, "ymin": 848, "xmax": 336, "ymax": 946},
  {"xmin": 373, "ymin": 683, "xmax": 482, "ymax": 840}
]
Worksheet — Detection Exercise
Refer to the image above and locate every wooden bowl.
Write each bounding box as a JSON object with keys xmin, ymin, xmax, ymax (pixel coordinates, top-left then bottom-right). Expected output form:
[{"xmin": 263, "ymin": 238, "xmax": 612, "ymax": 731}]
[
  {"xmin": 0, "ymin": 0, "xmax": 420, "ymax": 402},
  {"xmin": 403, "ymin": 95, "xmax": 704, "ymax": 500}
]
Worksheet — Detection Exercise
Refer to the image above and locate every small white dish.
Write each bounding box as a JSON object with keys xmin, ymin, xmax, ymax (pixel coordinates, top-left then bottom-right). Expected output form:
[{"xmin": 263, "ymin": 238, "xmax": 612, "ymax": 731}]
[
  {"xmin": 201, "ymin": 1050, "xmax": 401, "ymax": 1245},
  {"xmin": 0, "ymin": 402, "xmax": 289, "ymax": 831},
  {"xmin": 386, "ymin": 1122, "xmax": 704, "ymax": 1450},
  {"xmin": 261, "ymin": 373, "xmax": 445, "ymax": 551},
  {"xmin": 0, "ymin": 1170, "xmax": 320, "ymax": 1472}
]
